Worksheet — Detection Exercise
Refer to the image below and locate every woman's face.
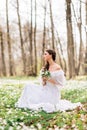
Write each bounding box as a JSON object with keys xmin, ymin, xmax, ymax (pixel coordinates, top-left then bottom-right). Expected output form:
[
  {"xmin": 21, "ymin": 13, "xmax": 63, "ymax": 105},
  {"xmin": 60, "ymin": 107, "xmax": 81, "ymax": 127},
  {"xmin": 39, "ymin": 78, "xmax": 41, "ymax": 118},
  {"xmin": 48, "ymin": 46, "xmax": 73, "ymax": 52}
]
[{"xmin": 43, "ymin": 51, "xmax": 52, "ymax": 61}]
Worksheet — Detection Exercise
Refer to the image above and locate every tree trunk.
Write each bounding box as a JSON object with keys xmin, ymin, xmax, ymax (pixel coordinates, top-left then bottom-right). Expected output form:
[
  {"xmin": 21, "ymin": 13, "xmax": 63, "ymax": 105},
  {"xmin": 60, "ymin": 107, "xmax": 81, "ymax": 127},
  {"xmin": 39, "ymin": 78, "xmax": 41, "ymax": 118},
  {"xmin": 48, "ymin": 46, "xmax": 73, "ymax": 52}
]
[
  {"xmin": 34, "ymin": 0, "xmax": 37, "ymax": 75},
  {"xmin": 55, "ymin": 40, "xmax": 63, "ymax": 69},
  {"xmin": 56, "ymin": 30, "xmax": 67, "ymax": 73},
  {"xmin": 66, "ymin": 0, "xmax": 75, "ymax": 78},
  {"xmin": 77, "ymin": 1, "xmax": 84, "ymax": 75},
  {"xmin": 42, "ymin": 0, "xmax": 47, "ymax": 66},
  {"xmin": 42, "ymin": 0, "xmax": 47, "ymax": 54},
  {"xmin": 16, "ymin": 0, "xmax": 26, "ymax": 74},
  {"xmin": 84, "ymin": 0, "xmax": 87, "ymax": 74},
  {"xmin": 29, "ymin": 0, "xmax": 33, "ymax": 75},
  {"xmin": 0, "ymin": 30, "xmax": 6, "ymax": 76},
  {"xmin": 6, "ymin": 0, "xmax": 13, "ymax": 76},
  {"xmin": 49, "ymin": 0, "xmax": 55, "ymax": 49},
  {"xmin": 71, "ymin": 2, "xmax": 79, "ymax": 74}
]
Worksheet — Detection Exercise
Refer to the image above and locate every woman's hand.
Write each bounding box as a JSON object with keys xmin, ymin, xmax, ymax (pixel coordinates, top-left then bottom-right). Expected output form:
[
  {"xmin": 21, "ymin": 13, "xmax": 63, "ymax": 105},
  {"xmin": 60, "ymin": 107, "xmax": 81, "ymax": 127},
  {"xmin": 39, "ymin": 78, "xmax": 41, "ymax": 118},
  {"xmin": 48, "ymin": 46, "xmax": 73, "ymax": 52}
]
[
  {"xmin": 42, "ymin": 76, "xmax": 57, "ymax": 85},
  {"xmin": 47, "ymin": 78, "xmax": 57, "ymax": 85},
  {"xmin": 42, "ymin": 76, "xmax": 48, "ymax": 81},
  {"xmin": 42, "ymin": 76, "xmax": 48, "ymax": 86}
]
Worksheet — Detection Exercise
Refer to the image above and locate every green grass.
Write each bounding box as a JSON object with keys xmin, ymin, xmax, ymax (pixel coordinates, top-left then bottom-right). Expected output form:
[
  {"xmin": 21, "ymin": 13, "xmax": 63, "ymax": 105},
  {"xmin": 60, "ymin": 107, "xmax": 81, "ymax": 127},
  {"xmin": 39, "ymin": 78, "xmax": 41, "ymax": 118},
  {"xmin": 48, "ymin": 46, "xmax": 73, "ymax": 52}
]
[
  {"xmin": 0, "ymin": 75, "xmax": 37, "ymax": 80},
  {"xmin": 62, "ymin": 88, "xmax": 87, "ymax": 103},
  {"xmin": 0, "ymin": 78, "xmax": 87, "ymax": 130}
]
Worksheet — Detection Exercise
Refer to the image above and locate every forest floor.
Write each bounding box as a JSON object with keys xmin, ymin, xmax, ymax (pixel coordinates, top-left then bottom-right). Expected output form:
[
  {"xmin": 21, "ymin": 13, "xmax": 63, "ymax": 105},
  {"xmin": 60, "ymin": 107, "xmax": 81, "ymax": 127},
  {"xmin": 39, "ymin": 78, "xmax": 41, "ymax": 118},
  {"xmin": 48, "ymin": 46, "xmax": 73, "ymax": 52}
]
[{"xmin": 0, "ymin": 76, "xmax": 87, "ymax": 130}]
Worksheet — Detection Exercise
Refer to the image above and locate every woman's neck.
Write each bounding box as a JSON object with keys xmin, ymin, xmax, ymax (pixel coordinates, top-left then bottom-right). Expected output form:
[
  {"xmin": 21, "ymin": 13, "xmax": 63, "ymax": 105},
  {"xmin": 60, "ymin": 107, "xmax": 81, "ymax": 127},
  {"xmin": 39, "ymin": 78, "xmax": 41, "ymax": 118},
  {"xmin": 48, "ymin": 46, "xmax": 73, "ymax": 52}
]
[{"xmin": 48, "ymin": 59, "xmax": 55, "ymax": 66}]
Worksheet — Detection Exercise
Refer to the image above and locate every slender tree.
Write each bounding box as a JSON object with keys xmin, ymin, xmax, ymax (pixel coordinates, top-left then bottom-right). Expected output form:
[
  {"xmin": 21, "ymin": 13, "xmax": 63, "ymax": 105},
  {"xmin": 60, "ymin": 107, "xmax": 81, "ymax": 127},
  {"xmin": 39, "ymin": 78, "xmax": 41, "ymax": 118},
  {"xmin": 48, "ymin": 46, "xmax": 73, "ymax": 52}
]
[
  {"xmin": 66, "ymin": 0, "xmax": 75, "ymax": 78},
  {"xmin": 41, "ymin": 0, "xmax": 47, "ymax": 67},
  {"xmin": 42, "ymin": 0, "xmax": 47, "ymax": 54},
  {"xmin": 6, "ymin": 0, "xmax": 13, "ymax": 76},
  {"xmin": 0, "ymin": 29, "xmax": 6, "ymax": 76},
  {"xmin": 72, "ymin": 1, "xmax": 84, "ymax": 75},
  {"xmin": 56, "ymin": 30, "xmax": 67, "ymax": 73},
  {"xmin": 34, "ymin": 0, "xmax": 37, "ymax": 75},
  {"xmin": 77, "ymin": 1, "xmax": 84, "ymax": 74},
  {"xmin": 27, "ymin": 22, "xmax": 32, "ymax": 75},
  {"xmin": 16, "ymin": 0, "xmax": 26, "ymax": 74},
  {"xmin": 29, "ymin": 0, "xmax": 33, "ymax": 75},
  {"xmin": 71, "ymin": 2, "xmax": 79, "ymax": 74},
  {"xmin": 55, "ymin": 40, "xmax": 63, "ymax": 69},
  {"xmin": 84, "ymin": 0, "xmax": 87, "ymax": 74},
  {"xmin": 48, "ymin": 0, "xmax": 55, "ymax": 49}
]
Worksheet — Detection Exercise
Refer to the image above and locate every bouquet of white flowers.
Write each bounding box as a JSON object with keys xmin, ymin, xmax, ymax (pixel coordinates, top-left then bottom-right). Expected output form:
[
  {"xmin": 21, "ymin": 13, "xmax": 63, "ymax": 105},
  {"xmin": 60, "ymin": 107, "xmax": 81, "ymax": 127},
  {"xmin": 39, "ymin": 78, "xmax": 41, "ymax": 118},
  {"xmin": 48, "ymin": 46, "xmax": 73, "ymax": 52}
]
[{"xmin": 40, "ymin": 67, "xmax": 51, "ymax": 85}]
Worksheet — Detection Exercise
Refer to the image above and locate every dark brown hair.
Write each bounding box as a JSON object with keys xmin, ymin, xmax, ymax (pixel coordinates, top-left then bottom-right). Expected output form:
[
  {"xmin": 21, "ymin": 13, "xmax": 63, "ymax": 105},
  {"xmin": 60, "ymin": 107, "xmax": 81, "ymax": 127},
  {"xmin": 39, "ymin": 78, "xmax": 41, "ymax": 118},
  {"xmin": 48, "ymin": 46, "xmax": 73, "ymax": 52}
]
[{"xmin": 44, "ymin": 49, "xmax": 56, "ymax": 70}]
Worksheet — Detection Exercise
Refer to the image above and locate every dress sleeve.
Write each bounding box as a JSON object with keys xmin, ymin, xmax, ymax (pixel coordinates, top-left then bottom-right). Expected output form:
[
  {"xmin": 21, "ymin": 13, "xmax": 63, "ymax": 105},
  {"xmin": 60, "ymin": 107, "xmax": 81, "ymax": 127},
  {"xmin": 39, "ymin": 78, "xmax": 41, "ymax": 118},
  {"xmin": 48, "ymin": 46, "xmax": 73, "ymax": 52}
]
[{"xmin": 54, "ymin": 71, "xmax": 66, "ymax": 87}]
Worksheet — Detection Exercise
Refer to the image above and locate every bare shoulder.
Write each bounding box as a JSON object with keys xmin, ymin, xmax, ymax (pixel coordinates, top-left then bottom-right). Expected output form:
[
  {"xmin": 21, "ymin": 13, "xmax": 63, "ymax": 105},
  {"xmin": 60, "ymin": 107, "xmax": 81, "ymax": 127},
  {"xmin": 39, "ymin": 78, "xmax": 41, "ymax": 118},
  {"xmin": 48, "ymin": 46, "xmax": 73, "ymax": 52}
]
[{"xmin": 54, "ymin": 63, "xmax": 61, "ymax": 70}]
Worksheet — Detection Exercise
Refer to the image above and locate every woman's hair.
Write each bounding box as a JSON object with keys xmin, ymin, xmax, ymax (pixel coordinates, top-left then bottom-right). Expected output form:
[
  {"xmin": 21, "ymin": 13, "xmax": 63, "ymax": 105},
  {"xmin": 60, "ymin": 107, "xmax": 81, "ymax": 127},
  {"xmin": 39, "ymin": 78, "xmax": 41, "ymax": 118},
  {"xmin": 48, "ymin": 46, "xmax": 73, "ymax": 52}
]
[{"xmin": 44, "ymin": 49, "xmax": 56, "ymax": 70}]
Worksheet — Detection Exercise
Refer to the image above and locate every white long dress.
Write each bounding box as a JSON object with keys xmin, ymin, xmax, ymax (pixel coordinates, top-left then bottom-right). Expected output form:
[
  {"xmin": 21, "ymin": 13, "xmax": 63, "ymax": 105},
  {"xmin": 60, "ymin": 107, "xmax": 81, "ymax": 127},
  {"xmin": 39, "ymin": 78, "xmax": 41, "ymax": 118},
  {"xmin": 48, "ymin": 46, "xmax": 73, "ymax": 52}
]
[{"xmin": 16, "ymin": 70, "xmax": 81, "ymax": 113}]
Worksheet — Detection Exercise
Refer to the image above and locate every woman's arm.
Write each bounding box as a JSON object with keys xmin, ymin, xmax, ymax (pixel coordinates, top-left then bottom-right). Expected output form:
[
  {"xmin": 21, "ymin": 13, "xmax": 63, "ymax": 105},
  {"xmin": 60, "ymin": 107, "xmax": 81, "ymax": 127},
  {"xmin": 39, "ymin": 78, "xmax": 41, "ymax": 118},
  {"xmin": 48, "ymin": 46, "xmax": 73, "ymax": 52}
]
[
  {"xmin": 43, "ymin": 77, "xmax": 57, "ymax": 85},
  {"xmin": 46, "ymin": 74, "xmax": 65, "ymax": 86}
]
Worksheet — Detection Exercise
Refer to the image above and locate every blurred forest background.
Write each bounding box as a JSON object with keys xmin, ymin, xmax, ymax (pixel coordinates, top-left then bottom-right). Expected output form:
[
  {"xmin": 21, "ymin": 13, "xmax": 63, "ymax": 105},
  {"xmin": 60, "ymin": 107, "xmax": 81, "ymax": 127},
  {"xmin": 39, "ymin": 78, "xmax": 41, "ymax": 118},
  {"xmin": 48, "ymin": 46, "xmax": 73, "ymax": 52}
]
[{"xmin": 0, "ymin": 0, "xmax": 87, "ymax": 78}]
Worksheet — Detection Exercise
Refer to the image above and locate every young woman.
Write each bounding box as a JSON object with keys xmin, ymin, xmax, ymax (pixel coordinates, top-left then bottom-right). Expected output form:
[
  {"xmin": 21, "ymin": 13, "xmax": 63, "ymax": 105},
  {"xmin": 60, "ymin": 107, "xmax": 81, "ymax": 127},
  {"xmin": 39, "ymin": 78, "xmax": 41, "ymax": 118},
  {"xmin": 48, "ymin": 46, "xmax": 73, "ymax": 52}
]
[{"xmin": 16, "ymin": 49, "xmax": 81, "ymax": 113}]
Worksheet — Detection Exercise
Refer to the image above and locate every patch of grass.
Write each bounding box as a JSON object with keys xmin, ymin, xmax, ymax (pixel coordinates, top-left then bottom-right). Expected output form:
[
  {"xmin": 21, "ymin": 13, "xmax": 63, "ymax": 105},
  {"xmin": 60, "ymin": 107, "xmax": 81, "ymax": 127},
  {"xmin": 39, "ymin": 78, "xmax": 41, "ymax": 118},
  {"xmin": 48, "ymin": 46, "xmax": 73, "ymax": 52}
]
[
  {"xmin": 61, "ymin": 88, "xmax": 87, "ymax": 103},
  {"xmin": 0, "ymin": 75, "xmax": 37, "ymax": 80},
  {"xmin": 75, "ymin": 75, "xmax": 87, "ymax": 81},
  {"xmin": 0, "ymin": 78, "xmax": 87, "ymax": 129}
]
